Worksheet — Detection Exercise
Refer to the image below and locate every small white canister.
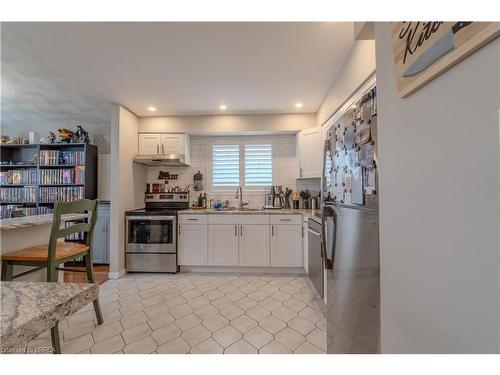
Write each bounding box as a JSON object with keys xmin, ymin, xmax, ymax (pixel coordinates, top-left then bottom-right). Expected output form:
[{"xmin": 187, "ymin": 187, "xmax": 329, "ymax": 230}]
[{"xmin": 28, "ymin": 132, "xmax": 38, "ymax": 144}]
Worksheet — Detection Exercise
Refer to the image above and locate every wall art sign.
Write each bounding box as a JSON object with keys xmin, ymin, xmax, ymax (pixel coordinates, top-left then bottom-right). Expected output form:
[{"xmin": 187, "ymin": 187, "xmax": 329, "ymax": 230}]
[{"xmin": 392, "ymin": 22, "xmax": 500, "ymax": 98}]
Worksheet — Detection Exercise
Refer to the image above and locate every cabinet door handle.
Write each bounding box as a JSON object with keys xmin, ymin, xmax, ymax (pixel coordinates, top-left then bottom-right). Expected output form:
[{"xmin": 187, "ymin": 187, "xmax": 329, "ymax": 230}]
[
  {"xmin": 272, "ymin": 225, "xmax": 274, "ymax": 237},
  {"xmin": 178, "ymin": 225, "xmax": 181, "ymax": 237},
  {"xmin": 162, "ymin": 144, "xmax": 165, "ymax": 154},
  {"xmin": 240, "ymin": 225, "xmax": 243, "ymax": 236},
  {"xmin": 186, "ymin": 218, "xmax": 198, "ymax": 221},
  {"xmin": 235, "ymin": 225, "xmax": 237, "ymax": 236},
  {"xmin": 280, "ymin": 218, "xmax": 292, "ymax": 222},
  {"xmin": 157, "ymin": 145, "xmax": 159, "ymax": 154}
]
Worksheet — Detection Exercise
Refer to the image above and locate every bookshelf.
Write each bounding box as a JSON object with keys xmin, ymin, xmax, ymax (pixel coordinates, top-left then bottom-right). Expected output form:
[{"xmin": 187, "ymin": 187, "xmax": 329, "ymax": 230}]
[{"xmin": 0, "ymin": 143, "xmax": 97, "ymax": 218}]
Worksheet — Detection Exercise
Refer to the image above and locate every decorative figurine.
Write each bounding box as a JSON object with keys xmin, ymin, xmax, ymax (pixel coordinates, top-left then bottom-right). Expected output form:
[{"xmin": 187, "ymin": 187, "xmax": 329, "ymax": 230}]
[
  {"xmin": 13, "ymin": 136, "xmax": 26, "ymax": 144},
  {"xmin": 40, "ymin": 131, "xmax": 56, "ymax": 144},
  {"xmin": 0, "ymin": 135, "xmax": 11, "ymax": 144},
  {"xmin": 58, "ymin": 128, "xmax": 74, "ymax": 143},
  {"xmin": 73, "ymin": 125, "xmax": 90, "ymax": 143},
  {"xmin": 28, "ymin": 154, "xmax": 38, "ymax": 165}
]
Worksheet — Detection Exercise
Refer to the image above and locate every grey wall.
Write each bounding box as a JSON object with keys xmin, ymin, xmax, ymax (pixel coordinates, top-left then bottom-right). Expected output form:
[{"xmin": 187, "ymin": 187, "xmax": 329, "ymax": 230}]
[
  {"xmin": 375, "ymin": 23, "xmax": 500, "ymax": 353},
  {"xmin": 316, "ymin": 40, "xmax": 375, "ymax": 126}
]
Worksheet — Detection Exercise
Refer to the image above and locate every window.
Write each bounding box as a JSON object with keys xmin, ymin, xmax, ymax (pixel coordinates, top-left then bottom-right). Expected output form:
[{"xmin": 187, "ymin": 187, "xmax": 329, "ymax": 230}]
[
  {"xmin": 211, "ymin": 142, "xmax": 273, "ymax": 189},
  {"xmin": 244, "ymin": 144, "xmax": 272, "ymax": 187},
  {"xmin": 212, "ymin": 144, "xmax": 240, "ymax": 187}
]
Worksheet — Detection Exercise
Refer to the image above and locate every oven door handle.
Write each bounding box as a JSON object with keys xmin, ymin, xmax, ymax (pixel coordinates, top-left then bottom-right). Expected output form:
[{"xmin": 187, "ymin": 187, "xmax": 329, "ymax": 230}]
[{"xmin": 126, "ymin": 216, "xmax": 176, "ymax": 221}]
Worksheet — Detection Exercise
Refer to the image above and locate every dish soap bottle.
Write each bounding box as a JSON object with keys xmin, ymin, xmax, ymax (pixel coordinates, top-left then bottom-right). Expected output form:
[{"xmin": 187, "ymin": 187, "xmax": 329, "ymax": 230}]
[{"xmin": 203, "ymin": 193, "xmax": 207, "ymax": 208}]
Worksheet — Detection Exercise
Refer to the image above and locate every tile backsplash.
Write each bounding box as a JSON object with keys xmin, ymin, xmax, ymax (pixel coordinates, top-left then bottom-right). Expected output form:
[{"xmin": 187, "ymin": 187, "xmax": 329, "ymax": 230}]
[{"xmin": 146, "ymin": 135, "xmax": 320, "ymax": 208}]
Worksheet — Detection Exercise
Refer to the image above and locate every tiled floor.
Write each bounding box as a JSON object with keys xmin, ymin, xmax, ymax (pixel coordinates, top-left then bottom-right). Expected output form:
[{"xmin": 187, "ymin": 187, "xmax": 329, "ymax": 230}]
[{"xmin": 27, "ymin": 273, "xmax": 327, "ymax": 354}]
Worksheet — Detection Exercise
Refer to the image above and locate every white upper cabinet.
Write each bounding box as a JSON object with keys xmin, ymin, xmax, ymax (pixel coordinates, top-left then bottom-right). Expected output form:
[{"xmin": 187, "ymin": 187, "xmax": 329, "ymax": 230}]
[
  {"xmin": 138, "ymin": 133, "xmax": 190, "ymax": 165},
  {"xmin": 296, "ymin": 126, "xmax": 323, "ymax": 179},
  {"xmin": 138, "ymin": 134, "xmax": 162, "ymax": 154},
  {"xmin": 161, "ymin": 134, "xmax": 184, "ymax": 155}
]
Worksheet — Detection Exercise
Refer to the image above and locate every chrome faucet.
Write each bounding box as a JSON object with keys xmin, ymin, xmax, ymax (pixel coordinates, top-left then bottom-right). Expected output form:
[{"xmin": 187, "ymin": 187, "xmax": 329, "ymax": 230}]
[{"xmin": 235, "ymin": 186, "xmax": 249, "ymax": 210}]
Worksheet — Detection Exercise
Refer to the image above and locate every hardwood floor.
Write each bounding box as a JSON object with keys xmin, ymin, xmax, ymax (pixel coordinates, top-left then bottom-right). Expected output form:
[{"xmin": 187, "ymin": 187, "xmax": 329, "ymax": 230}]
[{"xmin": 63, "ymin": 264, "xmax": 109, "ymax": 284}]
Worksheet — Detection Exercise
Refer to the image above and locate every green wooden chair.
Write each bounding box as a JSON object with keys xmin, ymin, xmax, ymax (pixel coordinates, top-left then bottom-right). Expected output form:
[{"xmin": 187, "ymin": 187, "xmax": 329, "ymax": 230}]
[{"xmin": 1, "ymin": 199, "xmax": 104, "ymax": 353}]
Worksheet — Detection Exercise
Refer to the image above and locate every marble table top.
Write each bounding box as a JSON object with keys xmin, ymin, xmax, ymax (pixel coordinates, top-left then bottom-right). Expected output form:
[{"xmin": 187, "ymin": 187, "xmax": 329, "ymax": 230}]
[
  {"xmin": 0, "ymin": 213, "xmax": 88, "ymax": 231},
  {"xmin": 0, "ymin": 281, "xmax": 98, "ymax": 352}
]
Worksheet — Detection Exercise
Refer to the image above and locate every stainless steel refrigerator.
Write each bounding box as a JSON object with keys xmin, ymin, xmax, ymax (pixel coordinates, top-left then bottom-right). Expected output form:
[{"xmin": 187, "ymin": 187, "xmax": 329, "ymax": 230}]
[{"xmin": 321, "ymin": 87, "xmax": 380, "ymax": 354}]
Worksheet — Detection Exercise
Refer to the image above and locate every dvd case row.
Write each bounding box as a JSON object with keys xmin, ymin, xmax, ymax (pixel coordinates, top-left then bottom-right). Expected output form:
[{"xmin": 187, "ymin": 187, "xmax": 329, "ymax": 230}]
[
  {"xmin": 0, "ymin": 205, "xmax": 53, "ymax": 219},
  {"xmin": 39, "ymin": 150, "xmax": 84, "ymax": 166},
  {"xmin": 39, "ymin": 166, "xmax": 85, "ymax": 185},
  {"xmin": 38, "ymin": 186, "xmax": 83, "ymax": 203},
  {"xmin": 0, "ymin": 186, "xmax": 37, "ymax": 203},
  {"xmin": 0, "ymin": 169, "xmax": 38, "ymax": 185}
]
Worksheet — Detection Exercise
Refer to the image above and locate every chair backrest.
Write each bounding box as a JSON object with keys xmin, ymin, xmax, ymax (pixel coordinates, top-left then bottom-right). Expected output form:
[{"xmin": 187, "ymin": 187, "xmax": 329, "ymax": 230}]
[{"xmin": 48, "ymin": 199, "xmax": 99, "ymax": 260}]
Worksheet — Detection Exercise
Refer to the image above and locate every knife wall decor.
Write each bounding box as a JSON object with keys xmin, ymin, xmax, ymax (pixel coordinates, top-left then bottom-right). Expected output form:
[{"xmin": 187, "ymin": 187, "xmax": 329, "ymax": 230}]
[{"xmin": 392, "ymin": 22, "xmax": 500, "ymax": 98}]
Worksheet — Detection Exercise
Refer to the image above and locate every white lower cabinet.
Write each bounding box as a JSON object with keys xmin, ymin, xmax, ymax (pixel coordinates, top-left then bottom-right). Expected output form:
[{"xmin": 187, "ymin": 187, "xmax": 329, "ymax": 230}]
[
  {"xmin": 239, "ymin": 225, "xmax": 270, "ymax": 266},
  {"xmin": 180, "ymin": 214, "xmax": 303, "ymax": 269},
  {"xmin": 178, "ymin": 224, "xmax": 208, "ymax": 266},
  {"xmin": 271, "ymin": 224, "xmax": 304, "ymax": 267},
  {"xmin": 208, "ymin": 224, "xmax": 239, "ymax": 266}
]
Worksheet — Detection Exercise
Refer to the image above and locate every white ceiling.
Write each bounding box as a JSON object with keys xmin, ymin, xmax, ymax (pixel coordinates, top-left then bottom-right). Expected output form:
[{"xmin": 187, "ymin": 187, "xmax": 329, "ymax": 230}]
[{"xmin": 1, "ymin": 22, "xmax": 355, "ymax": 125}]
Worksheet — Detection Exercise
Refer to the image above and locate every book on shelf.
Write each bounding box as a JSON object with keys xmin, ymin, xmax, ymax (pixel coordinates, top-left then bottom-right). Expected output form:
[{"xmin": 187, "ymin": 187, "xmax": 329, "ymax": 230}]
[
  {"xmin": 38, "ymin": 186, "xmax": 83, "ymax": 203},
  {"xmin": 1, "ymin": 205, "xmax": 52, "ymax": 219},
  {"xmin": 0, "ymin": 169, "xmax": 37, "ymax": 185},
  {"xmin": 0, "ymin": 186, "xmax": 37, "ymax": 203},
  {"xmin": 39, "ymin": 149, "xmax": 84, "ymax": 166},
  {"xmin": 39, "ymin": 167, "xmax": 84, "ymax": 185}
]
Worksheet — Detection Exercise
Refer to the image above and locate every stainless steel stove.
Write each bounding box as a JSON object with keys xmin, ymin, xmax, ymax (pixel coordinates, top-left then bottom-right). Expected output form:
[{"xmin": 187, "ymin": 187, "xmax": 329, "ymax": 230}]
[{"xmin": 125, "ymin": 192, "xmax": 189, "ymax": 273}]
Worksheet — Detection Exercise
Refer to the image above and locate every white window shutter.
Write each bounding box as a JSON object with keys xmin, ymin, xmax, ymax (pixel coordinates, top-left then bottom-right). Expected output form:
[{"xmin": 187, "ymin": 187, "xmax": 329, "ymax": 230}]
[
  {"xmin": 212, "ymin": 144, "xmax": 240, "ymax": 187},
  {"xmin": 244, "ymin": 144, "xmax": 272, "ymax": 187}
]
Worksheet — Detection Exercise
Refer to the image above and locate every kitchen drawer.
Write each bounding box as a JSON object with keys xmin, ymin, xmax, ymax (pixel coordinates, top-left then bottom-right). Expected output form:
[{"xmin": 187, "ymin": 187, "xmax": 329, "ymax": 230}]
[
  {"xmin": 126, "ymin": 253, "xmax": 177, "ymax": 273},
  {"xmin": 270, "ymin": 215, "xmax": 302, "ymax": 225},
  {"xmin": 208, "ymin": 214, "xmax": 270, "ymax": 225},
  {"xmin": 178, "ymin": 214, "xmax": 208, "ymax": 225}
]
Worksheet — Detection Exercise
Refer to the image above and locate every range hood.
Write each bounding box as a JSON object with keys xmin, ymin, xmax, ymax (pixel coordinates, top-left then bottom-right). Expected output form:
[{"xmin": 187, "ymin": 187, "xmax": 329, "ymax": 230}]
[{"xmin": 133, "ymin": 154, "xmax": 189, "ymax": 166}]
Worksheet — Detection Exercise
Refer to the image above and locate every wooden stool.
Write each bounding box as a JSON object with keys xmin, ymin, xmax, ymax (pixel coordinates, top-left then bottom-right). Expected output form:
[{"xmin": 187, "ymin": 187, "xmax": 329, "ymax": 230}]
[{"xmin": 1, "ymin": 199, "xmax": 104, "ymax": 354}]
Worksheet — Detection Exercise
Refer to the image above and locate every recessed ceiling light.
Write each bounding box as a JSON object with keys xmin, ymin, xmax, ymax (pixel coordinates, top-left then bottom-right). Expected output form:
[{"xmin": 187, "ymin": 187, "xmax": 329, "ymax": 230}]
[
  {"xmin": 148, "ymin": 106, "xmax": 156, "ymax": 112},
  {"xmin": 294, "ymin": 102, "xmax": 303, "ymax": 108},
  {"xmin": 219, "ymin": 105, "xmax": 227, "ymax": 110}
]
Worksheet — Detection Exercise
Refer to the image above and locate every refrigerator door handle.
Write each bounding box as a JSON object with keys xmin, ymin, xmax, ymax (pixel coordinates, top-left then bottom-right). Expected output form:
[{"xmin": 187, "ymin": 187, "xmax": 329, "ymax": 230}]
[{"xmin": 321, "ymin": 205, "xmax": 335, "ymax": 270}]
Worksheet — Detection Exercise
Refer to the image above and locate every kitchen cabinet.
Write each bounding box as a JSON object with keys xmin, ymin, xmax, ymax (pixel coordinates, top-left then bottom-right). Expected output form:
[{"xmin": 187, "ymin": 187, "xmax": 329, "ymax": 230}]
[
  {"xmin": 161, "ymin": 134, "xmax": 183, "ymax": 155},
  {"xmin": 92, "ymin": 203, "xmax": 110, "ymax": 264},
  {"xmin": 178, "ymin": 224, "xmax": 208, "ymax": 266},
  {"xmin": 180, "ymin": 213, "xmax": 302, "ymax": 269},
  {"xmin": 138, "ymin": 133, "xmax": 162, "ymax": 155},
  {"xmin": 297, "ymin": 126, "xmax": 323, "ymax": 179},
  {"xmin": 239, "ymin": 224, "xmax": 270, "ymax": 266},
  {"xmin": 208, "ymin": 224, "xmax": 239, "ymax": 266},
  {"xmin": 271, "ymin": 224, "xmax": 303, "ymax": 267},
  {"xmin": 138, "ymin": 133, "xmax": 190, "ymax": 164}
]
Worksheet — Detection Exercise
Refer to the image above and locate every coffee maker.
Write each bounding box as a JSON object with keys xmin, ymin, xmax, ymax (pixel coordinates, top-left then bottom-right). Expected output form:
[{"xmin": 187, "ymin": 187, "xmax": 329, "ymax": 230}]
[{"xmin": 271, "ymin": 185, "xmax": 285, "ymax": 208}]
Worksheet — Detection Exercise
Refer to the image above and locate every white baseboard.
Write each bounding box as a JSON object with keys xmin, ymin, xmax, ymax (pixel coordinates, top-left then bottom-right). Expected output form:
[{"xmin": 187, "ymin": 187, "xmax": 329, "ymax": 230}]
[
  {"xmin": 108, "ymin": 269, "xmax": 126, "ymax": 279},
  {"xmin": 179, "ymin": 266, "xmax": 306, "ymax": 274}
]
